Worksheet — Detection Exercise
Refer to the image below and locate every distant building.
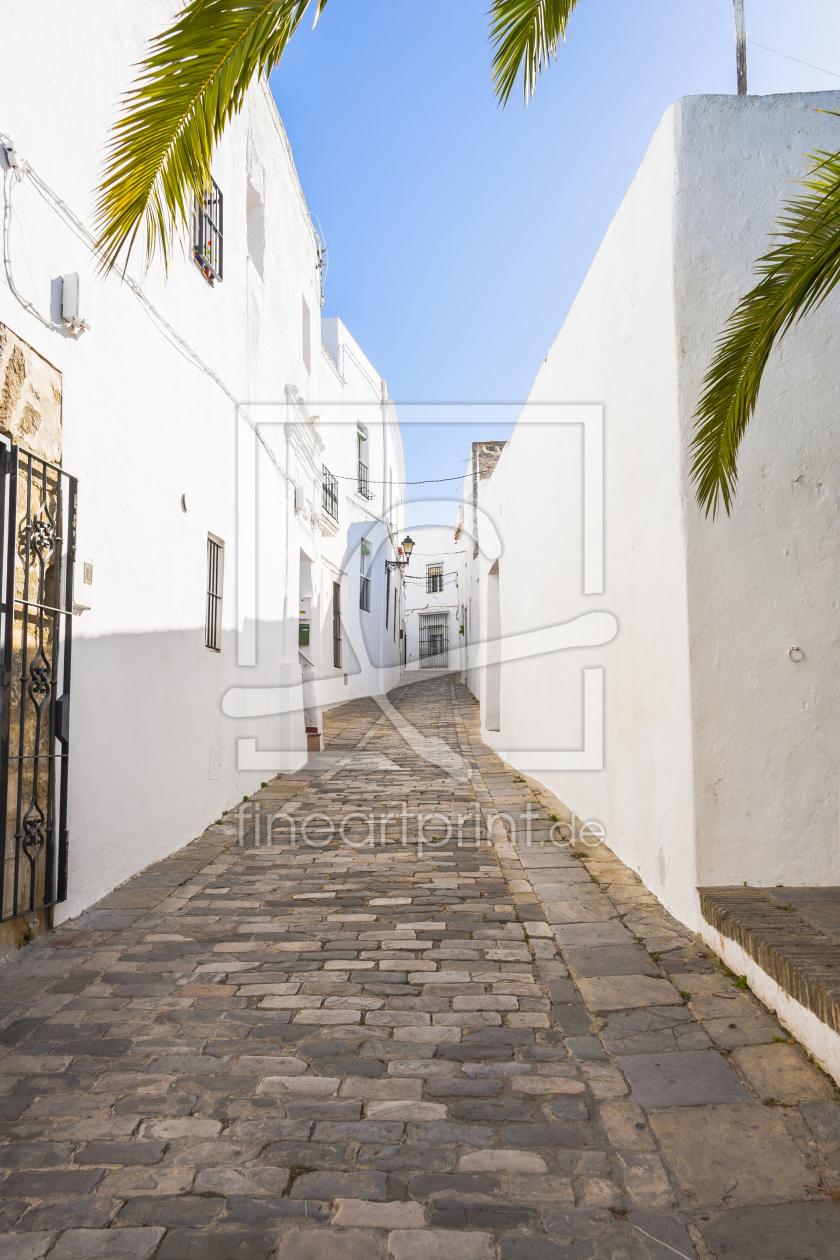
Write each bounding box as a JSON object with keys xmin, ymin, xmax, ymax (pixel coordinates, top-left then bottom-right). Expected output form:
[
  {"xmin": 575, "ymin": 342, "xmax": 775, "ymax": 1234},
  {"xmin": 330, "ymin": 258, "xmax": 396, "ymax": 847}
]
[{"xmin": 403, "ymin": 526, "xmax": 462, "ymax": 673}]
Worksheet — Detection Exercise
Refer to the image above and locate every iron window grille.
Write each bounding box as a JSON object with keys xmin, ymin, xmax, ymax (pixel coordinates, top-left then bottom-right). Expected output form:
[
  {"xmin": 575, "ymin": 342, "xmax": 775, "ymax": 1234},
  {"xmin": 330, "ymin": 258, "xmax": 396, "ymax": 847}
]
[
  {"xmin": 427, "ymin": 563, "xmax": 444, "ymax": 593},
  {"xmin": 193, "ymin": 178, "xmax": 223, "ymax": 284},
  {"xmin": 357, "ymin": 428, "xmax": 373, "ymax": 499},
  {"xmin": 206, "ymin": 536, "xmax": 224, "ymax": 650},
  {"xmin": 359, "ymin": 538, "xmax": 371, "ymax": 612},
  {"xmin": 322, "ymin": 465, "xmax": 339, "ymax": 521},
  {"xmin": 333, "ymin": 581, "xmax": 342, "ymax": 668},
  {"xmin": 357, "ymin": 459, "xmax": 374, "ymax": 499},
  {"xmin": 420, "ymin": 613, "xmax": 449, "ymax": 667}
]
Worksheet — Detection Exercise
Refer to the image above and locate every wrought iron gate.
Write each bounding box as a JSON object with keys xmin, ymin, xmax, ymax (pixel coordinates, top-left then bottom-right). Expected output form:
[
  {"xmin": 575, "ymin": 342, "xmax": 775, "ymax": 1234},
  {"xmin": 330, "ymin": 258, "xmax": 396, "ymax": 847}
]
[
  {"xmin": 0, "ymin": 441, "xmax": 76, "ymax": 923},
  {"xmin": 419, "ymin": 613, "xmax": 449, "ymax": 668}
]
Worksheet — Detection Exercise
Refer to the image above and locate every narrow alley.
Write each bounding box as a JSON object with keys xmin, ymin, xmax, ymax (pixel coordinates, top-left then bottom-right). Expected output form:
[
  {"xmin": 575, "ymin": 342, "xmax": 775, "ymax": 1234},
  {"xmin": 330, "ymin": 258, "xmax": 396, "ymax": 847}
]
[{"xmin": 0, "ymin": 677, "xmax": 836, "ymax": 1260}]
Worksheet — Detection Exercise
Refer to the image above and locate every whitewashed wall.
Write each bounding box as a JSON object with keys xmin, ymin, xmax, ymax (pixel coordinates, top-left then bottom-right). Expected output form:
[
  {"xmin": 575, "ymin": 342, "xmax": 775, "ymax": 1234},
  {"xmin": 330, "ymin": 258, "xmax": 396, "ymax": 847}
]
[
  {"xmin": 0, "ymin": 1, "xmax": 404, "ymax": 922},
  {"xmin": 462, "ymin": 92, "xmax": 840, "ymax": 931}
]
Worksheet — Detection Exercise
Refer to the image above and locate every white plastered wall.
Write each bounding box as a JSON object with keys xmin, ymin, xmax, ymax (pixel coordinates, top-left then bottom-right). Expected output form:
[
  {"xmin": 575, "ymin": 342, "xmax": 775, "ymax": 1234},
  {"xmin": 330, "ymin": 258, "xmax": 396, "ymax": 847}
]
[
  {"xmin": 0, "ymin": 1, "xmax": 405, "ymax": 921},
  {"xmin": 464, "ymin": 92, "xmax": 840, "ymax": 932}
]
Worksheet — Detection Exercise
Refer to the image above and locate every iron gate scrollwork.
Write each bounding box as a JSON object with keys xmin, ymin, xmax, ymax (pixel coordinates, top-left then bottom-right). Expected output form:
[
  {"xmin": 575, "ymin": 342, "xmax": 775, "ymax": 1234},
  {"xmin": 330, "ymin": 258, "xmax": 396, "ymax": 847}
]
[{"xmin": 0, "ymin": 440, "xmax": 76, "ymax": 923}]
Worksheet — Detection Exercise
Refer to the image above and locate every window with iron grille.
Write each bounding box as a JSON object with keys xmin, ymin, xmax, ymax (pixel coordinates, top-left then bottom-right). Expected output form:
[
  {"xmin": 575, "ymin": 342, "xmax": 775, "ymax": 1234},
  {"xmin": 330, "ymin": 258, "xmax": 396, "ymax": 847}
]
[
  {"xmin": 322, "ymin": 465, "xmax": 339, "ymax": 521},
  {"xmin": 333, "ymin": 581, "xmax": 342, "ymax": 668},
  {"xmin": 193, "ymin": 178, "xmax": 223, "ymax": 283},
  {"xmin": 385, "ymin": 566, "xmax": 390, "ymax": 629},
  {"xmin": 357, "ymin": 428, "xmax": 373, "ymax": 499},
  {"xmin": 426, "ymin": 562, "xmax": 443, "ymax": 594},
  {"xmin": 359, "ymin": 537, "xmax": 371, "ymax": 612},
  {"xmin": 206, "ymin": 535, "xmax": 224, "ymax": 650},
  {"xmin": 420, "ymin": 613, "xmax": 448, "ymax": 667}
]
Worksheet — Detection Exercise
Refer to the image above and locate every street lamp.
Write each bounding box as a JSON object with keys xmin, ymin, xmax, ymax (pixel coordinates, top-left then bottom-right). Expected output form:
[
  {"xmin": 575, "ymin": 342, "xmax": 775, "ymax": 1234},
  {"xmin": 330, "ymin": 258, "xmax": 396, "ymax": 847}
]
[{"xmin": 385, "ymin": 535, "xmax": 415, "ymax": 572}]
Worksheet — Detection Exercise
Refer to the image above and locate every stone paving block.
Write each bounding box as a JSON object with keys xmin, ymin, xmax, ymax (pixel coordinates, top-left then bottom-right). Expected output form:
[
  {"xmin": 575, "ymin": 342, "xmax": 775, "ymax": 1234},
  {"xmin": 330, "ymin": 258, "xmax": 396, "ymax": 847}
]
[
  {"xmin": 731, "ymin": 1043, "xmax": 837, "ymax": 1104},
  {"xmin": 230, "ymin": 1056, "xmax": 308, "ymax": 1075},
  {"xmin": 614, "ymin": 1151, "xmax": 675, "ymax": 1207},
  {"xmin": 74, "ymin": 1140, "xmax": 166, "ymax": 1165},
  {"xmin": 650, "ymin": 1103, "xmax": 817, "ymax": 1207},
  {"xmin": 0, "ymin": 1140, "xmax": 75, "ymax": 1168},
  {"xmin": 598, "ymin": 1099, "xmax": 656, "ymax": 1150},
  {"xmin": 0, "ymin": 1168, "xmax": 103, "ymax": 1197},
  {"xmin": 512, "ymin": 1076, "xmax": 585, "ymax": 1095},
  {"xmin": 314, "ymin": 1121, "xmax": 405, "ymax": 1143},
  {"xmin": 392, "ymin": 1026, "xmax": 460, "ymax": 1043},
  {"xmin": 388, "ymin": 1228, "xmax": 494, "ymax": 1260},
  {"xmin": 98, "ymin": 1165, "xmax": 196, "ymax": 1197},
  {"xmin": 0, "ymin": 1236, "xmax": 55, "ymax": 1260},
  {"xmin": 459, "ymin": 1149, "xmax": 546, "ymax": 1173},
  {"xmin": 222, "ymin": 1197, "xmax": 330, "ymax": 1225},
  {"xmin": 332, "ymin": 1199, "xmax": 425, "ymax": 1228},
  {"xmin": 562, "ymin": 946, "xmax": 660, "ymax": 978},
  {"xmin": 366, "ymin": 1100, "xmax": 447, "ymax": 1122},
  {"xmin": 156, "ymin": 1228, "xmax": 276, "ymax": 1259},
  {"xmin": 386, "ymin": 1059, "xmax": 459, "ymax": 1078},
  {"xmin": 193, "ymin": 1165, "xmax": 290, "ymax": 1196},
  {"xmin": 627, "ymin": 1213, "xmax": 696, "ymax": 1260},
  {"xmin": 290, "ymin": 1171, "xmax": 388, "ymax": 1200},
  {"xmin": 576, "ymin": 976, "xmax": 682, "ymax": 1012},
  {"xmin": 116, "ymin": 1194, "xmax": 226, "ymax": 1226},
  {"xmin": 144, "ymin": 1118, "xmax": 221, "ymax": 1139},
  {"xmin": 800, "ymin": 1098, "xmax": 840, "ymax": 1142},
  {"xmin": 698, "ymin": 1201, "xmax": 840, "ymax": 1259},
  {"xmin": 617, "ymin": 1050, "xmax": 751, "ymax": 1108},
  {"xmin": 699, "ymin": 1011, "xmax": 781, "ymax": 1049},
  {"xmin": 572, "ymin": 1176, "xmax": 624, "ymax": 1208},
  {"xmin": 505, "ymin": 1173, "xmax": 577, "ymax": 1204},
  {"xmin": 48, "ymin": 1228, "xmax": 165, "ymax": 1259},
  {"xmin": 408, "ymin": 1172, "xmax": 499, "ymax": 1200},
  {"xmin": 257, "ymin": 1075, "xmax": 340, "ymax": 1096},
  {"xmin": 339, "ymin": 1077, "xmax": 422, "ymax": 1101},
  {"xmin": 276, "ymin": 1228, "xmax": 384, "ymax": 1260}
]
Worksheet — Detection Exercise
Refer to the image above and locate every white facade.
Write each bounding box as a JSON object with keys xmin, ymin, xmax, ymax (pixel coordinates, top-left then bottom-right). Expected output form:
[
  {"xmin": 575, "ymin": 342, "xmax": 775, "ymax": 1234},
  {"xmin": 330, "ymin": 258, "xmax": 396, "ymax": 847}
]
[
  {"xmin": 461, "ymin": 92, "xmax": 840, "ymax": 932},
  {"xmin": 403, "ymin": 526, "xmax": 461, "ymax": 672},
  {"xmin": 0, "ymin": 1, "xmax": 405, "ymax": 925}
]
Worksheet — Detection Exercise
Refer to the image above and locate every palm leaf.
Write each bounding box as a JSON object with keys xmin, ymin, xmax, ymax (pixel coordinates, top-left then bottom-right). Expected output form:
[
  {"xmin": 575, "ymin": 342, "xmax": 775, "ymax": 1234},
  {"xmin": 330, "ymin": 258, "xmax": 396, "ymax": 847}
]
[
  {"xmin": 94, "ymin": 0, "xmax": 329, "ymax": 273},
  {"xmin": 489, "ymin": 0, "xmax": 580, "ymax": 105},
  {"xmin": 691, "ymin": 130, "xmax": 840, "ymax": 517}
]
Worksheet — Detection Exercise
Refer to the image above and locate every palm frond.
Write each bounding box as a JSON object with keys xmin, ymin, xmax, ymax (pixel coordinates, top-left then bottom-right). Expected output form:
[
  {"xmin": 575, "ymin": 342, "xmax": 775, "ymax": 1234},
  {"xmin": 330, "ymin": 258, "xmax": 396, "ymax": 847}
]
[
  {"xmin": 489, "ymin": 0, "xmax": 580, "ymax": 106},
  {"xmin": 691, "ymin": 130, "xmax": 840, "ymax": 518},
  {"xmin": 94, "ymin": 0, "xmax": 329, "ymax": 274}
]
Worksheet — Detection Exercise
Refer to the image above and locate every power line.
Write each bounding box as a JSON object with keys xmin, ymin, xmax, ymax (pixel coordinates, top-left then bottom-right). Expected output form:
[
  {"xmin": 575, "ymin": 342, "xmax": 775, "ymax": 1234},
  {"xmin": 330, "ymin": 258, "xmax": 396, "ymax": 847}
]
[
  {"xmin": 748, "ymin": 40, "xmax": 840, "ymax": 80},
  {"xmin": 338, "ymin": 473, "xmax": 466, "ymax": 484}
]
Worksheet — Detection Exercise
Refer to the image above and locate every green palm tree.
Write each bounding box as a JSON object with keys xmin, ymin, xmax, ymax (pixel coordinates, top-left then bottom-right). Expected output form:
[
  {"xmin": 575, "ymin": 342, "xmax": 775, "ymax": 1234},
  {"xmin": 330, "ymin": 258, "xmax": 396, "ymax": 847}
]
[
  {"xmin": 95, "ymin": 0, "xmax": 839, "ymax": 517},
  {"xmin": 94, "ymin": 0, "xmax": 579, "ymax": 275},
  {"xmin": 691, "ymin": 138, "xmax": 840, "ymax": 516}
]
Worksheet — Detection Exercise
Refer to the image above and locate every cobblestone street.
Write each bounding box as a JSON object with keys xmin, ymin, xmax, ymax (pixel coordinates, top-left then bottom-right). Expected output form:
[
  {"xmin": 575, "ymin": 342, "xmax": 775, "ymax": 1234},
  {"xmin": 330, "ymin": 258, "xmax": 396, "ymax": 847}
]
[{"xmin": 0, "ymin": 676, "xmax": 837, "ymax": 1259}]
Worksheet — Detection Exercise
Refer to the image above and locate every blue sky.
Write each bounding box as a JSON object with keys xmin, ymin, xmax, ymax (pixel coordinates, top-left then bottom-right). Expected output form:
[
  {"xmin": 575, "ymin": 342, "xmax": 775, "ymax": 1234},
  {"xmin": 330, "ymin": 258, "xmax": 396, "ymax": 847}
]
[{"xmin": 270, "ymin": 0, "xmax": 840, "ymax": 507}]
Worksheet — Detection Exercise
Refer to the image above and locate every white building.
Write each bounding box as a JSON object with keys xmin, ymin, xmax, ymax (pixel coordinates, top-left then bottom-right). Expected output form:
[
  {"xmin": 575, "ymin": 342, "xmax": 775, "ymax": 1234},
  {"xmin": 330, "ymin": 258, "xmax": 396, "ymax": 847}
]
[
  {"xmin": 460, "ymin": 92, "xmax": 840, "ymax": 1048},
  {"xmin": 0, "ymin": 0, "xmax": 405, "ymax": 938},
  {"xmin": 403, "ymin": 526, "xmax": 461, "ymax": 673}
]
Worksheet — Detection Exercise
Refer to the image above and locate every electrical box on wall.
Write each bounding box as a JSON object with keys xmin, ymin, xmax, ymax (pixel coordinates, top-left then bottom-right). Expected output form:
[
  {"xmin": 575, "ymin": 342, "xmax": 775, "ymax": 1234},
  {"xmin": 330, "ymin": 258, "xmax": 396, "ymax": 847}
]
[
  {"xmin": 299, "ymin": 622, "xmax": 310, "ymax": 647},
  {"xmin": 61, "ymin": 273, "xmax": 90, "ymax": 334}
]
